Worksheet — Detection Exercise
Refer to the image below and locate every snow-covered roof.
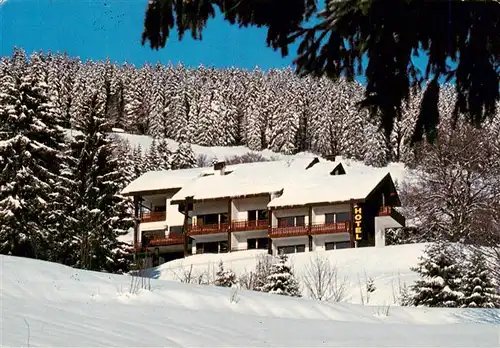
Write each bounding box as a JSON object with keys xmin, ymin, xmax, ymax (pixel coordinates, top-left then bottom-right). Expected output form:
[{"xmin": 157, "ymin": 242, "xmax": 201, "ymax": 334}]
[
  {"xmin": 170, "ymin": 158, "xmax": 344, "ymax": 202},
  {"xmin": 121, "ymin": 167, "xmax": 210, "ymax": 195},
  {"xmin": 268, "ymin": 170, "xmax": 391, "ymax": 208}
]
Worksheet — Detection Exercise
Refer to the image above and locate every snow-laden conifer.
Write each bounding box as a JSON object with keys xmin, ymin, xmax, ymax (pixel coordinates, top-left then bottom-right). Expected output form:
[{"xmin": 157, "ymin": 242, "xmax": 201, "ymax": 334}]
[{"xmin": 261, "ymin": 253, "xmax": 301, "ymax": 297}]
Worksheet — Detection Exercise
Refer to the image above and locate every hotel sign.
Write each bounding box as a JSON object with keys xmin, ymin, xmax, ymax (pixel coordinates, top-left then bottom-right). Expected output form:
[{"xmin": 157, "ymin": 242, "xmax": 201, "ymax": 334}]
[{"xmin": 353, "ymin": 205, "xmax": 363, "ymax": 241}]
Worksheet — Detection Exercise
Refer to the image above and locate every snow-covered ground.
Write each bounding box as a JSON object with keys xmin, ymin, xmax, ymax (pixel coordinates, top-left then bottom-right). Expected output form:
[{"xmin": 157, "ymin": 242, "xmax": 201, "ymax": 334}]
[
  {"xmin": 2, "ymin": 253, "xmax": 500, "ymax": 347},
  {"xmin": 153, "ymin": 244, "xmax": 424, "ymax": 305}
]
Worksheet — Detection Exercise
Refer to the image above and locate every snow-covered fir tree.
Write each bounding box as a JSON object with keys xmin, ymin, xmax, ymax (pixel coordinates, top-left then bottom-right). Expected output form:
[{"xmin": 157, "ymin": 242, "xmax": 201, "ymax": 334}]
[
  {"xmin": 261, "ymin": 253, "xmax": 301, "ymax": 297},
  {"xmin": 214, "ymin": 260, "xmax": 237, "ymax": 287},
  {"xmin": 144, "ymin": 137, "xmax": 171, "ymax": 172},
  {"xmin": 460, "ymin": 248, "xmax": 500, "ymax": 308},
  {"xmin": 61, "ymin": 86, "xmax": 133, "ymax": 272},
  {"xmin": 0, "ymin": 54, "xmax": 67, "ymax": 259},
  {"xmin": 171, "ymin": 142, "xmax": 197, "ymax": 170},
  {"xmin": 410, "ymin": 241, "xmax": 464, "ymax": 307}
]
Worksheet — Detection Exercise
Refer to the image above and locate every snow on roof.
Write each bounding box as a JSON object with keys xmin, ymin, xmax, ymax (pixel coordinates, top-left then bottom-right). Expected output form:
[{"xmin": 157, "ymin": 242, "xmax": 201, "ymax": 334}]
[
  {"xmin": 121, "ymin": 167, "xmax": 210, "ymax": 195},
  {"xmin": 268, "ymin": 170, "xmax": 391, "ymax": 208},
  {"xmin": 170, "ymin": 158, "xmax": 343, "ymax": 202}
]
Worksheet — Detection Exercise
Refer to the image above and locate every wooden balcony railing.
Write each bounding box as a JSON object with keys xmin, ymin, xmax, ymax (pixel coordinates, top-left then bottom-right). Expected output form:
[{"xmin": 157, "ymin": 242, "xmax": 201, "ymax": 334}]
[
  {"xmin": 269, "ymin": 225, "xmax": 309, "ymax": 238},
  {"xmin": 148, "ymin": 234, "xmax": 184, "ymax": 246},
  {"xmin": 231, "ymin": 219, "xmax": 268, "ymax": 232},
  {"xmin": 310, "ymin": 222, "xmax": 350, "ymax": 235},
  {"xmin": 379, "ymin": 206, "xmax": 406, "ymax": 227},
  {"xmin": 141, "ymin": 211, "xmax": 166, "ymax": 223},
  {"xmin": 188, "ymin": 223, "xmax": 230, "ymax": 236},
  {"xmin": 135, "ymin": 234, "xmax": 184, "ymax": 250}
]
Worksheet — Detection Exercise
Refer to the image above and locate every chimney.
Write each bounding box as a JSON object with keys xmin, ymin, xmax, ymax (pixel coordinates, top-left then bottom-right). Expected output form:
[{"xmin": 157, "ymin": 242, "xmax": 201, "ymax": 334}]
[
  {"xmin": 325, "ymin": 154, "xmax": 336, "ymax": 162},
  {"xmin": 214, "ymin": 161, "xmax": 226, "ymax": 175}
]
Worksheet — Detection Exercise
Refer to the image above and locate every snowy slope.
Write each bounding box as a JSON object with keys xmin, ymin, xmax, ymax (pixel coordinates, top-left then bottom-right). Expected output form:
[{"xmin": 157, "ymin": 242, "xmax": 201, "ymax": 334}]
[
  {"xmin": 154, "ymin": 244, "xmax": 426, "ymax": 306},
  {"xmin": 1, "ymin": 254, "xmax": 500, "ymax": 347}
]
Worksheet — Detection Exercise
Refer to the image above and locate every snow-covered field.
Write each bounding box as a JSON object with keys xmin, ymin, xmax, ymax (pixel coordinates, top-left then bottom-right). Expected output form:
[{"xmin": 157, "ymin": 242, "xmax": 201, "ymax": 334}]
[
  {"xmin": 153, "ymin": 244, "xmax": 422, "ymax": 305},
  {"xmin": 3, "ymin": 246, "xmax": 500, "ymax": 347}
]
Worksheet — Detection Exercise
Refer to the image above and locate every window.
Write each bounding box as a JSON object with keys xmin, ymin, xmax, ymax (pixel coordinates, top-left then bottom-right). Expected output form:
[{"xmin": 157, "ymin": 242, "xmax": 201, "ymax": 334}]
[
  {"xmin": 278, "ymin": 244, "xmax": 306, "ymax": 255},
  {"xmin": 258, "ymin": 209, "xmax": 268, "ymax": 220},
  {"xmin": 202, "ymin": 241, "xmax": 219, "ymax": 253},
  {"xmin": 325, "ymin": 241, "xmax": 351, "ymax": 250},
  {"xmin": 325, "ymin": 212, "xmax": 349, "ymax": 223},
  {"xmin": 248, "ymin": 238, "xmax": 269, "ymax": 250},
  {"xmin": 154, "ymin": 205, "xmax": 166, "ymax": 212},
  {"xmin": 336, "ymin": 212, "xmax": 350, "ymax": 223},
  {"xmin": 248, "ymin": 238, "xmax": 257, "ymax": 249},
  {"xmin": 296, "ymin": 216, "xmax": 305, "ymax": 226},
  {"xmin": 336, "ymin": 241, "xmax": 351, "ymax": 249},
  {"xmin": 248, "ymin": 210, "xmax": 257, "ymax": 221},
  {"xmin": 196, "ymin": 241, "xmax": 228, "ymax": 254},
  {"xmin": 249, "ymin": 209, "xmax": 268, "ymax": 221},
  {"xmin": 325, "ymin": 213, "xmax": 335, "ymax": 224},
  {"xmin": 277, "ymin": 216, "xmax": 306, "ymax": 227},
  {"xmin": 257, "ymin": 238, "xmax": 269, "ymax": 250},
  {"xmin": 220, "ymin": 213, "xmax": 228, "ymax": 224},
  {"xmin": 198, "ymin": 213, "xmax": 229, "ymax": 225}
]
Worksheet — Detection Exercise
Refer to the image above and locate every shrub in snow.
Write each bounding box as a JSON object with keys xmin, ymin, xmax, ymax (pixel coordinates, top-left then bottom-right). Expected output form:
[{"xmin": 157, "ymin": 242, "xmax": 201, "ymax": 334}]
[
  {"xmin": 460, "ymin": 248, "xmax": 500, "ymax": 308},
  {"xmin": 261, "ymin": 253, "xmax": 301, "ymax": 297},
  {"xmin": 411, "ymin": 241, "xmax": 464, "ymax": 307},
  {"xmin": 252, "ymin": 254, "xmax": 275, "ymax": 292},
  {"xmin": 302, "ymin": 252, "xmax": 347, "ymax": 302},
  {"xmin": 214, "ymin": 260, "xmax": 236, "ymax": 287}
]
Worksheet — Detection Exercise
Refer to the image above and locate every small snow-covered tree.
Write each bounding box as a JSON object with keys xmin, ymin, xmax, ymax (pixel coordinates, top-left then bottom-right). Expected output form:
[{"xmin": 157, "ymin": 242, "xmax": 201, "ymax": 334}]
[
  {"xmin": 261, "ymin": 253, "xmax": 301, "ymax": 297},
  {"xmin": 214, "ymin": 260, "xmax": 237, "ymax": 287},
  {"xmin": 460, "ymin": 248, "xmax": 500, "ymax": 308},
  {"xmin": 411, "ymin": 241, "xmax": 464, "ymax": 307}
]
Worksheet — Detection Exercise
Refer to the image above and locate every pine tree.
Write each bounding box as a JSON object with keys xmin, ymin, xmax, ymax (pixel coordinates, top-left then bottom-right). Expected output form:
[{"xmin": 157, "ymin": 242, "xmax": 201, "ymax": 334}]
[
  {"xmin": 261, "ymin": 253, "xmax": 301, "ymax": 297},
  {"xmin": 171, "ymin": 142, "xmax": 197, "ymax": 170},
  {"xmin": 411, "ymin": 241, "xmax": 464, "ymax": 307},
  {"xmin": 0, "ymin": 55, "xmax": 67, "ymax": 259},
  {"xmin": 214, "ymin": 260, "xmax": 237, "ymax": 287},
  {"xmin": 61, "ymin": 88, "xmax": 134, "ymax": 272},
  {"xmin": 460, "ymin": 248, "xmax": 500, "ymax": 308}
]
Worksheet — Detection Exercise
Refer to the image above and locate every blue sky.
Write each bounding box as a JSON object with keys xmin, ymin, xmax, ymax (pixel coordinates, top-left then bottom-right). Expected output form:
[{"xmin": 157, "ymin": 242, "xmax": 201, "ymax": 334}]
[{"xmin": 0, "ymin": 0, "xmax": 297, "ymax": 70}]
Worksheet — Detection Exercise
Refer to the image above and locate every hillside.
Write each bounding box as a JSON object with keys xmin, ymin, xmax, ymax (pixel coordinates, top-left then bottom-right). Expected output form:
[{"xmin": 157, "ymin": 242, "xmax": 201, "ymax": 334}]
[
  {"xmin": 153, "ymin": 243, "xmax": 423, "ymax": 306},
  {"xmin": 2, "ymin": 253, "xmax": 500, "ymax": 347}
]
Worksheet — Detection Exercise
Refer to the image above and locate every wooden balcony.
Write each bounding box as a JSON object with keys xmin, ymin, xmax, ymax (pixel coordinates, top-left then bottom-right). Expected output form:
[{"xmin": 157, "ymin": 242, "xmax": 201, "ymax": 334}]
[
  {"xmin": 269, "ymin": 225, "xmax": 309, "ymax": 238},
  {"xmin": 310, "ymin": 222, "xmax": 350, "ymax": 235},
  {"xmin": 231, "ymin": 219, "xmax": 268, "ymax": 232},
  {"xmin": 188, "ymin": 223, "xmax": 230, "ymax": 236},
  {"xmin": 141, "ymin": 211, "xmax": 166, "ymax": 223},
  {"xmin": 379, "ymin": 206, "xmax": 406, "ymax": 227}
]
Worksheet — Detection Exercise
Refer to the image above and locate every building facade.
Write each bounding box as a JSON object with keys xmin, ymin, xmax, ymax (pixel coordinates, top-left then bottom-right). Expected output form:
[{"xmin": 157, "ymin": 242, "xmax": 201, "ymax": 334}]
[{"xmin": 122, "ymin": 157, "xmax": 405, "ymax": 266}]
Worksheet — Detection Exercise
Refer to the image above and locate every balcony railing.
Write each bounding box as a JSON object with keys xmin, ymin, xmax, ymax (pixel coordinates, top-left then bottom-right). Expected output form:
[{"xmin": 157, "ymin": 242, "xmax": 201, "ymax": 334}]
[
  {"xmin": 135, "ymin": 234, "xmax": 184, "ymax": 250},
  {"xmin": 188, "ymin": 222, "xmax": 230, "ymax": 236},
  {"xmin": 231, "ymin": 219, "xmax": 268, "ymax": 232},
  {"xmin": 148, "ymin": 234, "xmax": 184, "ymax": 246},
  {"xmin": 269, "ymin": 225, "xmax": 309, "ymax": 238},
  {"xmin": 141, "ymin": 211, "xmax": 166, "ymax": 223},
  {"xmin": 310, "ymin": 222, "xmax": 350, "ymax": 235},
  {"xmin": 379, "ymin": 206, "xmax": 406, "ymax": 227}
]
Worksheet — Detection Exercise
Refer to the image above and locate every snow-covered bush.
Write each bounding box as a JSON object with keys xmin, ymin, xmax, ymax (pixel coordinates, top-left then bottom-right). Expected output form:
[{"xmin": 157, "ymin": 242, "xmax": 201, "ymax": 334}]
[{"xmin": 214, "ymin": 260, "xmax": 236, "ymax": 287}]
